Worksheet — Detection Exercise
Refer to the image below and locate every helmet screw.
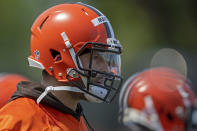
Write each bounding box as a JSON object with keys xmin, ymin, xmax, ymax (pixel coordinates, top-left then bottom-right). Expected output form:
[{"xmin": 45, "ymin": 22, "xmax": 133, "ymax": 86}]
[
  {"xmin": 49, "ymin": 66, "xmax": 53, "ymax": 71},
  {"xmin": 73, "ymin": 71, "xmax": 78, "ymax": 78},
  {"xmin": 67, "ymin": 68, "xmax": 78, "ymax": 78},
  {"xmin": 63, "ymin": 49, "xmax": 66, "ymax": 52},
  {"xmin": 58, "ymin": 73, "xmax": 63, "ymax": 77}
]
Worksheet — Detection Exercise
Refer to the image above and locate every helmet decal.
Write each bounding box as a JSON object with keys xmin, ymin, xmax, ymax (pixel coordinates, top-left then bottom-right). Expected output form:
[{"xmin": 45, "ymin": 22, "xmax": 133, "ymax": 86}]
[
  {"xmin": 91, "ymin": 16, "xmax": 109, "ymax": 27},
  {"xmin": 34, "ymin": 50, "xmax": 40, "ymax": 60}
]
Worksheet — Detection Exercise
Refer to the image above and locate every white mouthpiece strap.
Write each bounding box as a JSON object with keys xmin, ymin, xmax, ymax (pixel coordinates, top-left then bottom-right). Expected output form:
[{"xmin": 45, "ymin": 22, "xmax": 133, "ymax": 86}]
[{"xmin": 36, "ymin": 86, "xmax": 84, "ymax": 104}]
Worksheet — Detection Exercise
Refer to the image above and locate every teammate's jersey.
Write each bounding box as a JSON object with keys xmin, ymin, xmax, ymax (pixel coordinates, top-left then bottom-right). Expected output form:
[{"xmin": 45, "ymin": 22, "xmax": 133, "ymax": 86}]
[{"xmin": 0, "ymin": 74, "xmax": 29, "ymax": 108}]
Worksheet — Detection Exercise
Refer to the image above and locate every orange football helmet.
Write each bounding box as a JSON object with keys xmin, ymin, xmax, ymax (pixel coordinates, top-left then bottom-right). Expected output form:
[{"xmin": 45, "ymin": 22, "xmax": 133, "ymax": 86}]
[
  {"xmin": 0, "ymin": 73, "xmax": 29, "ymax": 108},
  {"xmin": 28, "ymin": 3, "xmax": 122, "ymax": 103},
  {"xmin": 119, "ymin": 67, "xmax": 197, "ymax": 131}
]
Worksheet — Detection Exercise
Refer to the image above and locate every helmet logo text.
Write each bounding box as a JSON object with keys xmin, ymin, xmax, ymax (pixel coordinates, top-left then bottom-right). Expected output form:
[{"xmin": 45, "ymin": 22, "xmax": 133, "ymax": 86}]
[{"xmin": 91, "ymin": 16, "xmax": 108, "ymax": 27}]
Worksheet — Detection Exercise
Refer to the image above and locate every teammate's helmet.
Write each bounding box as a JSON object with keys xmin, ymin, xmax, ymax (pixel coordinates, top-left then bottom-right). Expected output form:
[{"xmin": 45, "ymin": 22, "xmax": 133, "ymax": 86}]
[
  {"xmin": 0, "ymin": 73, "xmax": 29, "ymax": 108},
  {"xmin": 28, "ymin": 3, "xmax": 122, "ymax": 103},
  {"xmin": 119, "ymin": 67, "xmax": 197, "ymax": 131}
]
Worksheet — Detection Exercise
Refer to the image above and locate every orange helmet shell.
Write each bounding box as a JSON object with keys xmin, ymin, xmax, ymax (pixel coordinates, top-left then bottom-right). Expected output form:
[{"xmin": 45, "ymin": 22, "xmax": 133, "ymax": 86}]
[
  {"xmin": 29, "ymin": 3, "xmax": 110, "ymax": 82},
  {"xmin": 119, "ymin": 67, "xmax": 196, "ymax": 131}
]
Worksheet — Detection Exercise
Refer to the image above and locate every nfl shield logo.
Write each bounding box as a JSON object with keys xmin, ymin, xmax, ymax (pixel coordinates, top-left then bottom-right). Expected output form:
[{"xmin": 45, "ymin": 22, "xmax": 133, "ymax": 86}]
[{"xmin": 34, "ymin": 50, "xmax": 40, "ymax": 60}]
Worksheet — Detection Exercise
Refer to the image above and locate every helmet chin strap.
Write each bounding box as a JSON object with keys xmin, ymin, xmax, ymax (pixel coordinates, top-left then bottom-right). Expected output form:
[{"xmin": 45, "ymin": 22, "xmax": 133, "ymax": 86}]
[
  {"xmin": 36, "ymin": 86, "xmax": 83, "ymax": 104},
  {"xmin": 36, "ymin": 85, "xmax": 108, "ymax": 104}
]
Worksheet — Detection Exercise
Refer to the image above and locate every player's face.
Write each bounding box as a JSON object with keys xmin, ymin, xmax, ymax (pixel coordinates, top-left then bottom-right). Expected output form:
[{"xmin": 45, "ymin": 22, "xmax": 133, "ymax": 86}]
[{"xmin": 80, "ymin": 51, "xmax": 110, "ymax": 85}]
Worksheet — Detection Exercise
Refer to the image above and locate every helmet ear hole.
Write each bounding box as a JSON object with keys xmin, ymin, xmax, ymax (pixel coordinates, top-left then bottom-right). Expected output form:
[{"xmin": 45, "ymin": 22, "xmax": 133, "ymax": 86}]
[
  {"xmin": 166, "ymin": 112, "xmax": 174, "ymax": 121},
  {"xmin": 50, "ymin": 49, "xmax": 62, "ymax": 62}
]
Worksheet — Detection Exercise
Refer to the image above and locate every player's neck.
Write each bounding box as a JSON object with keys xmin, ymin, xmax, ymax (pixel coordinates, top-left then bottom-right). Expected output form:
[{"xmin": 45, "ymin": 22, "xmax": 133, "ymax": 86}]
[
  {"xmin": 41, "ymin": 71, "xmax": 82, "ymax": 111},
  {"xmin": 51, "ymin": 91, "xmax": 79, "ymax": 111}
]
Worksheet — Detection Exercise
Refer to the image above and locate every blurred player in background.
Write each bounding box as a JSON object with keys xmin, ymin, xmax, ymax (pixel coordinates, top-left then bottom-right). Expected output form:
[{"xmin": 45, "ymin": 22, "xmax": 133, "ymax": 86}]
[
  {"xmin": 0, "ymin": 2, "xmax": 122, "ymax": 131},
  {"xmin": 0, "ymin": 73, "xmax": 29, "ymax": 108},
  {"xmin": 119, "ymin": 67, "xmax": 197, "ymax": 131}
]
